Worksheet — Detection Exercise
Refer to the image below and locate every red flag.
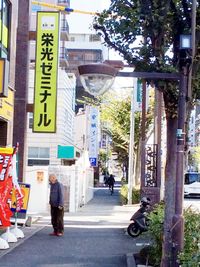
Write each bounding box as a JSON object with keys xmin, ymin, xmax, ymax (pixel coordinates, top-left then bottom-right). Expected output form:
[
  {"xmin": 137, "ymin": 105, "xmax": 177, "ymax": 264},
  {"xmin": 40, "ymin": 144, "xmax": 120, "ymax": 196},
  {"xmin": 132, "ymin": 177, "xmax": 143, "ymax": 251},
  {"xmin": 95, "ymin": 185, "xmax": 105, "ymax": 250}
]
[{"xmin": 0, "ymin": 148, "xmax": 14, "ymax": 227}]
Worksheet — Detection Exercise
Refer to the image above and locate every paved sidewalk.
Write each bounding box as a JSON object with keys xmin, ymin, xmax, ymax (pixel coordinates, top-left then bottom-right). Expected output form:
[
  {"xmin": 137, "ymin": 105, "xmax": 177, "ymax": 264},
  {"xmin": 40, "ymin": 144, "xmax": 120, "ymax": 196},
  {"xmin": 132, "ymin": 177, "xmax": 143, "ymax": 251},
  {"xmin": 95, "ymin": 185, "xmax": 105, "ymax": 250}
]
[{"xmin": 0, "ymin": 187, "xmax": 149, "ymax": 267}]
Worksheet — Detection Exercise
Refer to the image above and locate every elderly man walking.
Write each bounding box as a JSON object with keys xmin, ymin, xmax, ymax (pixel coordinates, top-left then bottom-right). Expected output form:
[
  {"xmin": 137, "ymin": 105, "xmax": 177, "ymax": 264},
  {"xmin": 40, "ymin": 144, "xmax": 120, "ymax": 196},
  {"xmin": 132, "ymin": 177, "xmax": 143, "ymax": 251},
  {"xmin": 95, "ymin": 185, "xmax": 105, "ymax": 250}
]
[{"xmin": 49, "ymin": 174, "xmax": 64, "ymax": 236}]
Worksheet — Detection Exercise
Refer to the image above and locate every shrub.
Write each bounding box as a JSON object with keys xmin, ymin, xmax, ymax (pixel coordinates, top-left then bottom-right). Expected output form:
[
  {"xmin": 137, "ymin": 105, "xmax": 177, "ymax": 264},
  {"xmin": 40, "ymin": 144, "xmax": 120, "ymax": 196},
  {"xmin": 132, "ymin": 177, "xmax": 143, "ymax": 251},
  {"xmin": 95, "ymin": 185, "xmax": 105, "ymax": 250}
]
[
  {"xmin": 119, "ymin": 184, "xmax": 140, "ymax": 205},
  {"xmin": 146, "ymin": 203, "xmax": 200, "ymax": 267},
  {"xmin": 120, "ymin": 184, "xmax": 128, "ymax": 205},
  {"xmin": 132, "ymin": 188, "xmax": 140, "ymax": 204},
  {"xmin": 121, "ymin": 177, "xmax": 127, "ymax": 185},
  {"xmin": 179, "ymin": 208, "xmax": 200, "ymax": 267},
  {"xmin": 147, "ymin": 202, "xmax": 164, "ymax": 266}
]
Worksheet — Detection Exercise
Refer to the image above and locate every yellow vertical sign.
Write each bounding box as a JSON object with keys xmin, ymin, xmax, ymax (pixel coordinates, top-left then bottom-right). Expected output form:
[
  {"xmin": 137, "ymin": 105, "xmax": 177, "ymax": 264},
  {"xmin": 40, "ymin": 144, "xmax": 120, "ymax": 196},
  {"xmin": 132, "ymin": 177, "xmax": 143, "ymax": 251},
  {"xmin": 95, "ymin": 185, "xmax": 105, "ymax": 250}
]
[
  {"xmin": 33, "ymin": 12, "xmax": 59, "ymax": 133},
  {"xmin": 0, "ymin": 59, "xmax": 9, "ymax": 97},
  {"xmin": 0, "ymin": 59, "xmax": 4, "ymax": 95}
]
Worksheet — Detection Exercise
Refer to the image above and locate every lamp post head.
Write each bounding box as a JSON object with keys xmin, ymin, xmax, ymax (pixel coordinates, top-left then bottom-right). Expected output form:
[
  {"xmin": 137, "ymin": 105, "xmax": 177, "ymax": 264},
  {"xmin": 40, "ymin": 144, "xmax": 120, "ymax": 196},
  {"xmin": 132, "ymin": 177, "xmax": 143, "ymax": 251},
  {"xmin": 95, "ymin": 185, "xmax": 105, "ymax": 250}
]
[
  {"xmin": 78, "ymin": 63, "xmax": 118, "ymax": 96},
  {"xmin": 180, "ymin": 35, "xmax": 192, "ymax": 49}
]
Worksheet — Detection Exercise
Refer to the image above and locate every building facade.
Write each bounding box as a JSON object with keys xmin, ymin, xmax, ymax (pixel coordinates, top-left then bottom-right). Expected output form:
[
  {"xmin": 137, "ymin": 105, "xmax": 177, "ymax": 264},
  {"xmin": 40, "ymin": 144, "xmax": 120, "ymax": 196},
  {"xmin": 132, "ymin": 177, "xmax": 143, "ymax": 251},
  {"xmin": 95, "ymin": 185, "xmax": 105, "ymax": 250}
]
[
  {"xmin": 26, "ymin": 0, "xmax": 76, "ymax": 168},
  {"xmin": 27, "ymin": 69, "xmax": 76, "ymax": 167},
  {"xmin": 0, "ymin": 0, "xmax": 18, "ymax": 147}
]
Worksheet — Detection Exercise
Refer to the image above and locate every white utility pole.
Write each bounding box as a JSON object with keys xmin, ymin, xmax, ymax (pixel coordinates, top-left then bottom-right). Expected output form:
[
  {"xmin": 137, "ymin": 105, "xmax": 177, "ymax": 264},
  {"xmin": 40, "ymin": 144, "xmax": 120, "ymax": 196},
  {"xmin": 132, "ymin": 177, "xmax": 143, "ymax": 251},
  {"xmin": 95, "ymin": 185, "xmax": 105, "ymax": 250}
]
[{"xmin": 128, "ymin": 84, "xmax": 136, "ymax": 204}]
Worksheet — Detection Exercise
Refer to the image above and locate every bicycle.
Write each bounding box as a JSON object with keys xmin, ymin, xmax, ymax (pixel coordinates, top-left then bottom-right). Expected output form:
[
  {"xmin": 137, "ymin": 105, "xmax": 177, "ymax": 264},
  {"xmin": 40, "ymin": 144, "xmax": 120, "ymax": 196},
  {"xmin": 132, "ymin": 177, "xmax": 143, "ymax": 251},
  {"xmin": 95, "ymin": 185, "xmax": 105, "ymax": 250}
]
[{"xmin": 109, "ymin": 184, "xmax": 114, "ymax": 195}]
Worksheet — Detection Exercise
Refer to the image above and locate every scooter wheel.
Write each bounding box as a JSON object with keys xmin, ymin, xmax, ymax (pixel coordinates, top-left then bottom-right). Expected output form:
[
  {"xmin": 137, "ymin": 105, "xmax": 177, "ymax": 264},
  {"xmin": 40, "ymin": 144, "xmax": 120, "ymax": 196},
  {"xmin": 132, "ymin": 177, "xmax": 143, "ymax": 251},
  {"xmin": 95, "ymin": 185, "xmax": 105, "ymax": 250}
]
[{"xmin": 127, "ymin": 223, "xmax": 141, "ymax": 237}]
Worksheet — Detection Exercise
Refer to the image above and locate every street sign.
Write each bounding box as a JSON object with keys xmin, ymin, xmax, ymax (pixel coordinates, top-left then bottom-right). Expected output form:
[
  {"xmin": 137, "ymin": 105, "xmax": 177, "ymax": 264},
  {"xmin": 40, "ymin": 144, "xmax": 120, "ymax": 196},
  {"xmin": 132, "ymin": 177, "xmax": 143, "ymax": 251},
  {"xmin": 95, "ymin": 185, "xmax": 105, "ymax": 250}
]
[
  {"xmin": 57, "ymin": 145, "xmax": 75, "ymax": 159},
  {"xmin": 88, "ymin": 107, "xmax": 99, "ymax": 167},
  {"xmin": 33, "ymin": 12, "xmax": 60, "ymax": 133},
  {"xmin": 89, "ymin": 157, "xmax": 97, "ymax": 167},
  {"xmin": 11, "ymin": 183, "xmax": 31, "ymax": 219}
]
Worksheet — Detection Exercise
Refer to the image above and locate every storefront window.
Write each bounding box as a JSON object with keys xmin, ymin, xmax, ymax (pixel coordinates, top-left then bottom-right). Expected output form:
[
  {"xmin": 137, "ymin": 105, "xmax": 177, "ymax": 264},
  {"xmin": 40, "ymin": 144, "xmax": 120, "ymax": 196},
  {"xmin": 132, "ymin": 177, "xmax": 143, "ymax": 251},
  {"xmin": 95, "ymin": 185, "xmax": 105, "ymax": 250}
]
[{"xmin": 0, "ymin": 0, "xmax": 10, "ymax": 59}]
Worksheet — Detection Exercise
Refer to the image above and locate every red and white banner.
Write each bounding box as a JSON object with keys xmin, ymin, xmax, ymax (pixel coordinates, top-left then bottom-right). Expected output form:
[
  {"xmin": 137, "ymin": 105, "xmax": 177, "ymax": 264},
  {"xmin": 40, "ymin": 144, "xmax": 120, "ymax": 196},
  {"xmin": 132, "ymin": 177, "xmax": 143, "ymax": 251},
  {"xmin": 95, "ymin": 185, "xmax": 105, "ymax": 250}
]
[{"xmin": 0, "ymin": 147, "xmax": 14, "ymax": 227}]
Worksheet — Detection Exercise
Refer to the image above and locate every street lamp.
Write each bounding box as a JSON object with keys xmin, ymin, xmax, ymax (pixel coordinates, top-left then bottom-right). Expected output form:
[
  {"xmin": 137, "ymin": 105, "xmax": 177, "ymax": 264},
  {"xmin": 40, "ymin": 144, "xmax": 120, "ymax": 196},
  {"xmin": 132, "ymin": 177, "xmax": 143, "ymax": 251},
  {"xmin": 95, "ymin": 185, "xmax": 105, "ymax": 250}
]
[
  {"xmin": 78, "ymin": 64, "xmax": 118, "ymax": 96},
  {"xmin": 180, "ymin": 35, "xmax": 192, "ymax": 49}
]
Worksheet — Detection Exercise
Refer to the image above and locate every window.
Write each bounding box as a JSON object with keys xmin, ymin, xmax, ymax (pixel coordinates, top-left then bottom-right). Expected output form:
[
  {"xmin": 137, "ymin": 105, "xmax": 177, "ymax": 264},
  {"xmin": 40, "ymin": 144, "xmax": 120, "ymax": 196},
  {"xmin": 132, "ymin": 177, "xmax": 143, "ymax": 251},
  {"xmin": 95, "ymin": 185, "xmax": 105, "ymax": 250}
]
[
  {"xmin": 89, "ymin": 34, "xmax": 101, "ymax": 42},
  {"xmin": 28, "ymin": 112, "xmax": 33, "ymax": 129},
  {"xmin": 28, "ymin": 147, "xmax": 50, "ymax": 166},
  {"xmin": 69, "ymin": 54, "xmax": 84, "ymax": 61},
  {"xmin": 0, "ymin": 0, "xmax": 10, "ymax": 59},
  {"xmin": 84, "ymin": 53, "xmax": 94, "ymax": 61},
  {"xmin": 185, "ymin": 173, "xmax": 200, "ymax": 185}
]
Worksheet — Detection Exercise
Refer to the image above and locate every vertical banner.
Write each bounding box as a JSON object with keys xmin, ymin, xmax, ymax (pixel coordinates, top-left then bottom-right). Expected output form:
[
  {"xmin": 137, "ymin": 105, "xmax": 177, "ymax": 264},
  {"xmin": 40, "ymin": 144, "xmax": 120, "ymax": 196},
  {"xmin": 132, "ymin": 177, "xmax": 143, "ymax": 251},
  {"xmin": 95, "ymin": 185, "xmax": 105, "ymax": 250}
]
[
  {"xmin": 133, "ymin": 79, "xmax": 142, "ymax": 112},
  {"xmin": 0, "ymin": 147, "xmax": 14, "ymax": 227},
  {"xmin": 88, "ymin": 107, "xmax": 99, "ymax": 167},
  {"xmin": 134, "ymin": 79, "xmax": 149, "ymax": 112},
  {"xmin": 33, "ymin": 12, "xmax": 60, "ymax": 133}
]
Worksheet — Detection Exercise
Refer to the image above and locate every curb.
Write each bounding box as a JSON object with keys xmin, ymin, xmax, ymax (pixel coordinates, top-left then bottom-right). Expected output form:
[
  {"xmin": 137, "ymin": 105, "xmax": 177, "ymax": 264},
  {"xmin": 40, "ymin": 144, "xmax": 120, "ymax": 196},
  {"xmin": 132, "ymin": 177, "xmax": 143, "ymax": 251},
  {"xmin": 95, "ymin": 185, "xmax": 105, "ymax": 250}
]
[
  {"xmin": 0, "ymin": 225, "xmax": 45, "ymax": 259},
  {"xmin": 126, "ymin": 253, "xmax": 137, "ymax": 267}
]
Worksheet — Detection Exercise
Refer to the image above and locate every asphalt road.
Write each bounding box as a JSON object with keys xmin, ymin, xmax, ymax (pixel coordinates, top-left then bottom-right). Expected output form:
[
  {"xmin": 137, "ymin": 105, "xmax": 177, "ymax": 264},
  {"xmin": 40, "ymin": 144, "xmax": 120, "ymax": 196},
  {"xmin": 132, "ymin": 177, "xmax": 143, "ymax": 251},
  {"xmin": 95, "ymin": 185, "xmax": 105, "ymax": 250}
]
[{"xmin": 0, "ymin": 188, "xmax": 144, "ymax": 267}]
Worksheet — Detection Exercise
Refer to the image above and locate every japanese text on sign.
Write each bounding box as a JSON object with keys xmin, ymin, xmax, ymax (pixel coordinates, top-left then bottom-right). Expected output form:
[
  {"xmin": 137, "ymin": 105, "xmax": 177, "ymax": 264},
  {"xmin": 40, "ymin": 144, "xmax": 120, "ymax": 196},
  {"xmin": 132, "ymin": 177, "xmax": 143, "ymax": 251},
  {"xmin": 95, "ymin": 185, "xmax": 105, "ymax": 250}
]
[
  {"xmin": 33, "ymin": 12, "xmax": 59, "ymax": 133},
  {"xmin": 88, "ymin": 107, "xmax": 99, "ymax": 167}
]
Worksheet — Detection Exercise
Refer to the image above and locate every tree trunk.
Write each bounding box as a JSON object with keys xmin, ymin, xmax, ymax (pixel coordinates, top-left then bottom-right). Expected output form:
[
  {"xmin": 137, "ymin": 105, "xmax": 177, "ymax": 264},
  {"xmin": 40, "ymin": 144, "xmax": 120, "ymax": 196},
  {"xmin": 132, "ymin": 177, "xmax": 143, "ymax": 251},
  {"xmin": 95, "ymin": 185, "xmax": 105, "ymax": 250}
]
[{"xmin": 161, "ymin": 115, "xmax": 177, "ymax": 267}]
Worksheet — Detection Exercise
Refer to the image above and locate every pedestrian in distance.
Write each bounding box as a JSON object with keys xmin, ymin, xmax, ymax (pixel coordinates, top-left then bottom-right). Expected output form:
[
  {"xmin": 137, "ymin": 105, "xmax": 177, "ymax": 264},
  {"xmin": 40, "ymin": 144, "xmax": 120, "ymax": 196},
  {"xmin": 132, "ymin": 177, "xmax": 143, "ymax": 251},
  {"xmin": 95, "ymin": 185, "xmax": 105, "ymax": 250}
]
[
  {"xmin": 107, "ymin": 174, "xmax": 115, "ymax": 195},
  {"xmin": 49, "ymin": 173, "xmax": 64, "ymax": 236}
]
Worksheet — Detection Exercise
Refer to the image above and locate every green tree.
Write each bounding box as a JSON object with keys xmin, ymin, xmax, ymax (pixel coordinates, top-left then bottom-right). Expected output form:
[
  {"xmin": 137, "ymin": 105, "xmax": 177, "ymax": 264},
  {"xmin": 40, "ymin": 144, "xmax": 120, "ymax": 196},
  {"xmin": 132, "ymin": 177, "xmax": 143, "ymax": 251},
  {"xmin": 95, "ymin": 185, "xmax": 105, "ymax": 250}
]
[
  {"xmin": 100, "ymin": 91, "xmax": 153, "ymax": 182},
  {"xmin": 188, "ymin": 146, "xmax": 200, "ymax": 171},
  {"xmin": 93, "ymin": 1, "xmax": 200, "ymax": 265}
]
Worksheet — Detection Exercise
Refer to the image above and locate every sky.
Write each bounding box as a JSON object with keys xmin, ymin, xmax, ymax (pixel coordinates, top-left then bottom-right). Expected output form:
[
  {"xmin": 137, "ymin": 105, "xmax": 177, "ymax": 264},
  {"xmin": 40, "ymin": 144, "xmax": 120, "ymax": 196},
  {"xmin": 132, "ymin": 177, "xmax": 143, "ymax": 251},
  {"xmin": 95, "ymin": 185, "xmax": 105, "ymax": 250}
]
[{"xmin": 67, "ymin": 0, "xmax": 110, "ymax": 34}]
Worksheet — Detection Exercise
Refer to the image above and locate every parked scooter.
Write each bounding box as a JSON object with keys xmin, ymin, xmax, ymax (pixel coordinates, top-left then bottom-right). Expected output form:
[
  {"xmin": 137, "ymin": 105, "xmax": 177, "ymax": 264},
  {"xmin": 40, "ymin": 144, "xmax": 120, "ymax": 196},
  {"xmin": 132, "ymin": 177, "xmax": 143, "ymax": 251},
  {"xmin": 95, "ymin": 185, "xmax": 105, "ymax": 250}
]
[{"xmin": 127, "ymin": 197, "xmax": 151, "ymax": 238}]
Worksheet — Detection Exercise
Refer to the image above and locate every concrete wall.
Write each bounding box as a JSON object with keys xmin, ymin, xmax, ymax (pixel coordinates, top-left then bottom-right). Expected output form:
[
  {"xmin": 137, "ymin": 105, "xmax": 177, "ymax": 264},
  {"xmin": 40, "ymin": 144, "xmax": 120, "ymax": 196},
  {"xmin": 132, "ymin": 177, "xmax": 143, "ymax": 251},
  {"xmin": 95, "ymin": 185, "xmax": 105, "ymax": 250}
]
[
  {"xmin": 26, "ymin": 166, "xmax": 49, "ymax": 213},
  {"xmin": 26, "ymin": 155, "xmax": 94, "ymax": 214}
]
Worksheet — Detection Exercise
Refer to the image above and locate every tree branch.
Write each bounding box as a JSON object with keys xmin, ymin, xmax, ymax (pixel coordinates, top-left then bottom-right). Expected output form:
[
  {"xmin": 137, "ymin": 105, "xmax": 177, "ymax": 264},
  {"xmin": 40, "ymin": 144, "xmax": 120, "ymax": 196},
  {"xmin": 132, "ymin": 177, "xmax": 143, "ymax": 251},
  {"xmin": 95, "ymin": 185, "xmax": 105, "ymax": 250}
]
[
  {"xmin": 93, "ymin": 23, "xmax": 137, "ymax": 65},
  {"xmin": 123, "ymin": 0, "xmax": 134, "ymax": 9},
  {"xmin": 181, "ymin": 0, "xmax": 191, "ymax": 28}
]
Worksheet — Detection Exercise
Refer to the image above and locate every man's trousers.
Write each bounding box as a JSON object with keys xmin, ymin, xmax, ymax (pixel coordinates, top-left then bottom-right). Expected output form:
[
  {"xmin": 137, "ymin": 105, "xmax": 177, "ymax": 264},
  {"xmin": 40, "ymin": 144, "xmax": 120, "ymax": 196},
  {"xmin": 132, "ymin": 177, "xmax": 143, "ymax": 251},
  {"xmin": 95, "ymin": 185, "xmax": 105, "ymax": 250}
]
[{"xmin": 50, "ymin": 206, "xmax": 64, "ymax": 233}]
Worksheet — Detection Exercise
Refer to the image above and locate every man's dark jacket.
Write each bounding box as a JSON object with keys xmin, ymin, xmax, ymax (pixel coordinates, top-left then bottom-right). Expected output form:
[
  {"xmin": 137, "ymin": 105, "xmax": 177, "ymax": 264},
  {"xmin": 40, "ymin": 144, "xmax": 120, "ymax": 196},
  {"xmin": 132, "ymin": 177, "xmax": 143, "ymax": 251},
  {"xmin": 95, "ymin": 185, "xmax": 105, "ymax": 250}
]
[{"xmin": 49, "ymin": 181, "xmax": 64, "ymax": 207}]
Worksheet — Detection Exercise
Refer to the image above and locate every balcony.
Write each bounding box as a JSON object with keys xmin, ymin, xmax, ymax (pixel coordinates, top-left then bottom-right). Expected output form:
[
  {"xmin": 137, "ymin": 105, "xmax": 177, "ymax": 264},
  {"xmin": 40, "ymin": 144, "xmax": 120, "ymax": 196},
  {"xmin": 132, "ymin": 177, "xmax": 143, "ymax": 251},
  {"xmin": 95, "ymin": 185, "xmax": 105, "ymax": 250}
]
[
  {"xmin": 60, "ymin": 19, "xmax": 69, "ymax": 41},
  {"xmin": 57, "ymin": 0, "xmax": 70, "ymax": 7},
  {"xmin": 59, "ymin": 47, "xmax": 69, "ymax": 68}
]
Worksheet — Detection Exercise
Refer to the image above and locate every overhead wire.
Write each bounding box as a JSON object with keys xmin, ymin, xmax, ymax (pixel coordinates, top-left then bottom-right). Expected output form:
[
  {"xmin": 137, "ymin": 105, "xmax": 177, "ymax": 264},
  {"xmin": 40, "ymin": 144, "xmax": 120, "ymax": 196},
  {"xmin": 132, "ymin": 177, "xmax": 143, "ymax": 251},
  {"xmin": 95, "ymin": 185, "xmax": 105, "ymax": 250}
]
[{"xmin": 31, "ymin": 1, "xmax": 99, "ymax": 15}]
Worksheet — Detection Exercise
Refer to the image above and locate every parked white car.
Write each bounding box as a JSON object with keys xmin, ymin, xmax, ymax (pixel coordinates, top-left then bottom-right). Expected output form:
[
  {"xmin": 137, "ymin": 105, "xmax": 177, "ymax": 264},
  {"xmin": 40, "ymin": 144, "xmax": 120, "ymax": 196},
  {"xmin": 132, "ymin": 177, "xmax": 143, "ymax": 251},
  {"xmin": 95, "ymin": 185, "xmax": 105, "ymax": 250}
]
[{"xmin": 184, "ymin": 172, "xmax": 200, "ymax": 197}]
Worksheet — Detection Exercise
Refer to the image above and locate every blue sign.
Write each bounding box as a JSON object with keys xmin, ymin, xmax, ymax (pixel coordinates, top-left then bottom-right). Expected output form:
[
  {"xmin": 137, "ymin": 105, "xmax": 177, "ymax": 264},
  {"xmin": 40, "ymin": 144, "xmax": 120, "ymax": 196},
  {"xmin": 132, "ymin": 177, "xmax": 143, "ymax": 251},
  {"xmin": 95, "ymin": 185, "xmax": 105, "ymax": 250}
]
[{"xmin": 89, "ymin": 157, "xmax": 97, "ymax": 167}]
